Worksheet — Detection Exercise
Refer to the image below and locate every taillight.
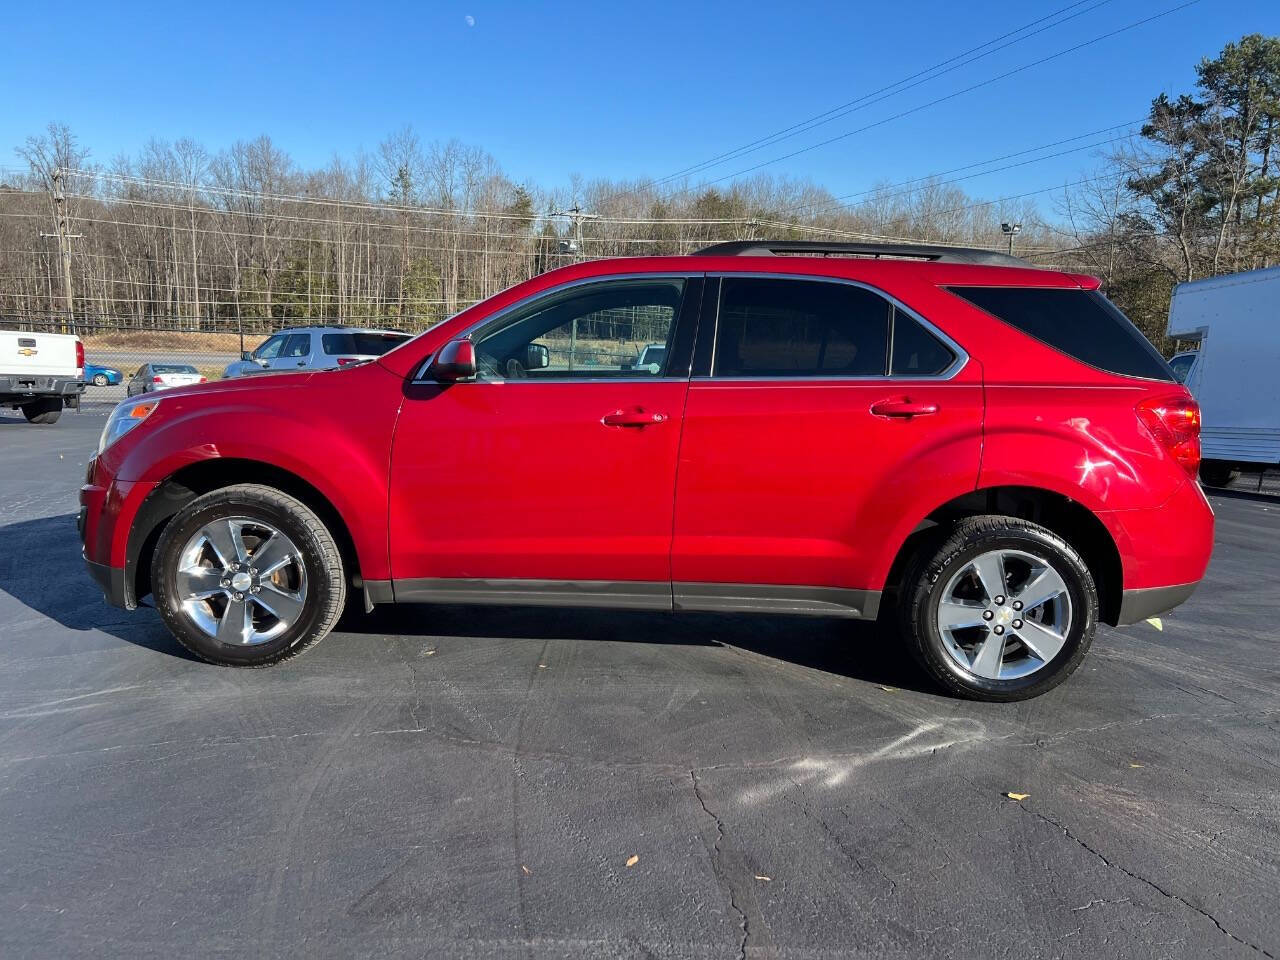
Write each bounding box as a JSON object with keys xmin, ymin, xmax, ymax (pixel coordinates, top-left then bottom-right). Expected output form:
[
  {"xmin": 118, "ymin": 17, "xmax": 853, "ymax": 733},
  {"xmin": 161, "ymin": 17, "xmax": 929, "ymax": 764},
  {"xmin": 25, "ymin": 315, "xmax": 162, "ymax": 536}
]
[
  {"xmin": 152, "ymin": 376, "xmax": 163, "ymax": 383},
  {"xmin": 75, "ymin": 339, "xmax": 84, "ymax": 370},
  {"xmin": 198, "ymin": 377, "xmax": 207, "ymax": 383},
  {"xmin": 1136, "ymin": 394, "xmax": 1201, "ymax": 477}
]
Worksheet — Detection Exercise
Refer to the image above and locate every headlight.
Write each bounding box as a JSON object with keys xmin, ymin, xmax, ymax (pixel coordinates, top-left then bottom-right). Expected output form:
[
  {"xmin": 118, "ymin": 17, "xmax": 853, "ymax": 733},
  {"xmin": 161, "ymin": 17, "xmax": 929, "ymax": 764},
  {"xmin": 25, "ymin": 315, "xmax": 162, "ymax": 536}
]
[{"xmin": 99, "ymin": 397, "xmax": 160, "ymax": 453}]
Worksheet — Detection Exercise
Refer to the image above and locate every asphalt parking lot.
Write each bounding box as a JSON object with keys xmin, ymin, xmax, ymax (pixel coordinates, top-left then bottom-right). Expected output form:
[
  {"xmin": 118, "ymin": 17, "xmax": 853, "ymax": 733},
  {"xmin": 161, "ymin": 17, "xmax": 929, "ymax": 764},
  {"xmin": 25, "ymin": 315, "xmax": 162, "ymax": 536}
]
[{"xmin": 1, "ymin": 409, "xmax": 1277, "ymax": 959}]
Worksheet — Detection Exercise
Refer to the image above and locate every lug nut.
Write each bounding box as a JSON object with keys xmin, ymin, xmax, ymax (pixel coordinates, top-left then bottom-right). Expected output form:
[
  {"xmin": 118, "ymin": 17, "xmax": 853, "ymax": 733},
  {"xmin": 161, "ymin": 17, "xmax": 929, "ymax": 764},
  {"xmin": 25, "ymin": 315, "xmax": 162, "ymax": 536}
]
[
  {"xmin": 1012, "ymin": 600, "xmax": 1023, "ymax": 611},
  {"xmin": 1012, "ymin": 619, "xmax": 1023, "ymax": 629},
  {"xmin": 233, "ymin": 591, "xmax": 244, "ymax": 601},
  {"xmin": 249, "ymin": 567, "xmax": 257, "ymax": 576},
  {"xmin": 220, "ymin": 578, "xmax": 230, "ymax": 588},
  {"xmin": 982, "ymin": 610, "xmax": 994, "ymax": 621},
  {"xmin": 993, "ymin": 625, "xmax": 1005, "ymax": 635},
  {"xmin": 994, "ymin": 595, "xmax": 1006, "ymax": 605},
  {"xmin": 251, "ymin": 585, "xmax": 260, "ymax": 594}
]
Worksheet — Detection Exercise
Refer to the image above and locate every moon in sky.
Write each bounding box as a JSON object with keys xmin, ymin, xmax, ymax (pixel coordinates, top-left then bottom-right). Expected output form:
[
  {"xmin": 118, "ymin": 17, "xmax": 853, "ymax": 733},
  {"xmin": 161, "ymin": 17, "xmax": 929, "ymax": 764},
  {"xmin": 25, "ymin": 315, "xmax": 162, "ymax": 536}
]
[{"xmin": 464, "ymin": 15, "xmax": 475, "ymax": 26}]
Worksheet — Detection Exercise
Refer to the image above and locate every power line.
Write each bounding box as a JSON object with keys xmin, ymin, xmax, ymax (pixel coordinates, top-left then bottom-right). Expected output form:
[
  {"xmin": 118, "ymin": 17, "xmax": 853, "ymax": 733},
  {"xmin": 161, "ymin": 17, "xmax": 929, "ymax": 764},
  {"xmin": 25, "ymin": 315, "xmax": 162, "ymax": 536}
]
[
  {"xmin": 656, "ymin": 0, "xmax": 1199, "ymax": 200},
  {"xmin": 781, "ymin": 122, "xmax": 1141, "ymax": 218},
  {"xmin": 650, "ymin": 0, "xmax": 1116, "ymax": 187}
]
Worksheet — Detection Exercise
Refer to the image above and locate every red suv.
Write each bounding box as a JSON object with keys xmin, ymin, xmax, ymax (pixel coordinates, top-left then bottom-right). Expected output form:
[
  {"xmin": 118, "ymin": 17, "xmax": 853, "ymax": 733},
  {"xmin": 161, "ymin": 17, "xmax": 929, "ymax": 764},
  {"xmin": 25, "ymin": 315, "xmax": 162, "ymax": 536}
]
[{"xmin": 80, "ymin": 241, "xmax": 1213, "ymax": 700}]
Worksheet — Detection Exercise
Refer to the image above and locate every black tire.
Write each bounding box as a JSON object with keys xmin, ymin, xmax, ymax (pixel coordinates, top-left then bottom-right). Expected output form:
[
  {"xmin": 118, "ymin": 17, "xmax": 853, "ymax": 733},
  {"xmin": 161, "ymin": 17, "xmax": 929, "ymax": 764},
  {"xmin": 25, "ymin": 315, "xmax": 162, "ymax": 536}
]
[
  {"xmin": 1198, "ymin": 460, "xmax": 1238, "ymax": 488},
  {"xmin": 151, "ymin": 484, "xmax": 346, "ymax": 666},
  {"xmin": 21, "ymin": 398, "xmax": 62, "ymax": 424},
  {"xmin": 92, "ymin": 373, "xmax": 108, "ymax": 387},
  {"xmin": 900, "ymin": 515, "xmax": 1098, "ymax": 702}
]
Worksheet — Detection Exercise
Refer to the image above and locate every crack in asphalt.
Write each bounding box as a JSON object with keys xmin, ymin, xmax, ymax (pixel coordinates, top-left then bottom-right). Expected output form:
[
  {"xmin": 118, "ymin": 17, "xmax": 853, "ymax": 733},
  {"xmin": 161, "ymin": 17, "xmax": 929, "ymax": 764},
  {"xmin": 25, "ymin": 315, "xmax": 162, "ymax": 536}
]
[
  {"xmin": 1018, "ymin": 803, "xmax": 1276, "ymax": 958},
  {"xmin": 689, "ymin": 770, "xmax": 749, "ymax": 960}
]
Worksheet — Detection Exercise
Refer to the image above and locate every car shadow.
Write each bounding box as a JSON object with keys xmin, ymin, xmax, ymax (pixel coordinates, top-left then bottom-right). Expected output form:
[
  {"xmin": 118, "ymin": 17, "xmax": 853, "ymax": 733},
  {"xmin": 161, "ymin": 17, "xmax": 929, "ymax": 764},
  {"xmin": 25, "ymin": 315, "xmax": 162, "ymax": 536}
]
[
  {"xmin": 0, "ymin": 512, "xmax": 202, "ymax": 661},
  {"xmin": 348, "ymin": 595, "xmax": 934, "ymax": 694},
  {"xmin": 1, "ymin": 512, "xmax": 935, "ymax": 693}
]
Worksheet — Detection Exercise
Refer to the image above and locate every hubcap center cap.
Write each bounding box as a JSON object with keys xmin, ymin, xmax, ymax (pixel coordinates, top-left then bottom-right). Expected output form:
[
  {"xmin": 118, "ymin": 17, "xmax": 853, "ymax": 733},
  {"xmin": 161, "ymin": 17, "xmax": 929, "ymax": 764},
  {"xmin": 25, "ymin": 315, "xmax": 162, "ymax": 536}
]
[
  {"xmin": 995, "ymin": 606, "xmax": 1014, "ymax": 625},
  {"xmin": 230, "ymin": 571, "xmax": 253, "ymax": 592}
]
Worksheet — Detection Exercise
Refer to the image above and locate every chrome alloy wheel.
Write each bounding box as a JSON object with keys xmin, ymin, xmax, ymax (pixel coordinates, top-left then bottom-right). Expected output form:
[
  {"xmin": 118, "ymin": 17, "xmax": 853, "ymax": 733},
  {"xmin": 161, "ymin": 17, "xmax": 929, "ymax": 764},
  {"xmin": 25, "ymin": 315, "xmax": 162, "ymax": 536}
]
[
  {"xmin": 174, "ymin": 517, "xmax": 308, "ymax": 646},
  {"xmin": 935, "ymin": 549, "xmax": 1073, "ymax": 681}
]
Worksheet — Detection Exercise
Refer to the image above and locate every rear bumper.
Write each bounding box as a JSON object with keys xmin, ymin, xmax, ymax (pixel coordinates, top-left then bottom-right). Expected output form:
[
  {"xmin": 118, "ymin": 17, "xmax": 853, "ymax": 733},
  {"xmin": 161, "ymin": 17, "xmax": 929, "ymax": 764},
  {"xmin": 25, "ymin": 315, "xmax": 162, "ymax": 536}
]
[
  {"xmin": 0, "ymin": 374, "xmax": 84, "ymax": 400},
  {"xmin": 1116, "ymin": 581, "xmax": 1199, "ymax": 625}
]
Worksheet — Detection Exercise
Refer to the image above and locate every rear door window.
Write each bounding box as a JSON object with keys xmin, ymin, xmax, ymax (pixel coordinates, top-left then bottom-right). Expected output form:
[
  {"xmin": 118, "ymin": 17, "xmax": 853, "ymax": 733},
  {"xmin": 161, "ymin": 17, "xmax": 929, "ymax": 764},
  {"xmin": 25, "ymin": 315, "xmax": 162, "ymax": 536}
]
[
  {"xmin": 949, "ymin": 287, "xmax": 1173, "ymax": 381},
  {"xmin": 713, "ymin": 277, "xmax": 890, "ymax": 377}
]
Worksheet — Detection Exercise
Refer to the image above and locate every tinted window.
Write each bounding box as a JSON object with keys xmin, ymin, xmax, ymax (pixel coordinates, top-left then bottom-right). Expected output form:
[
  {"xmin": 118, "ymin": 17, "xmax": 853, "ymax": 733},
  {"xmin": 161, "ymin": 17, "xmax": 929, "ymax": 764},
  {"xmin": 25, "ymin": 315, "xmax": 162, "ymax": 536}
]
[
  {"xmin": 153, "ymin": 364, "xmax": 197, "ymax": 374},
  {"xmin": 714, "ymin": 277, "xmax": 890, "ymax": 377},
  {"xmin": 891, "ymin": 309, "xmax": 955, "ymax": 376},
  {"xmin": 281, "ymin": 334, "xmax": 311, "ymax": 358},
  {"xmin": 1168, "ymin": 352, "xmax": 1196, "ymax": 384},
  {"xmin": 322, "ymin": 332, "xmax": 412, "ymax": 356},
  {"xmin": 949, "ymin": 287, "xmax": 1173, "ymax": 381},
  {"xmin": 475, "ymin": 278, "xmax": 684, "ymax": 380}
]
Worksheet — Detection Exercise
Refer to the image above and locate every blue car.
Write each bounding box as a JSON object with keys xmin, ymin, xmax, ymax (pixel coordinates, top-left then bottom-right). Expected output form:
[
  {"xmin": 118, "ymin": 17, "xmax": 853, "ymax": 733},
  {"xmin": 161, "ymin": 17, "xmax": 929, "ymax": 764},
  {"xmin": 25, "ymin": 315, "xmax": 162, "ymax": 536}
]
[{"xmin": 83, "ymin": 362, "xmax": 123, "ymax": 387}]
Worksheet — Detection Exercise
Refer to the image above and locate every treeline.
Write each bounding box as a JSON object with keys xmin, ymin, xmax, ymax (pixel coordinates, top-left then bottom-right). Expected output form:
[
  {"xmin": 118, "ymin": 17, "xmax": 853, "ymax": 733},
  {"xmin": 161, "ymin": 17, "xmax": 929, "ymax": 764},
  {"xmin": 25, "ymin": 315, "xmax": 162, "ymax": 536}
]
[{"xmin": 1, "ymin": 33, "xmax": 1277, "ymax": 351}]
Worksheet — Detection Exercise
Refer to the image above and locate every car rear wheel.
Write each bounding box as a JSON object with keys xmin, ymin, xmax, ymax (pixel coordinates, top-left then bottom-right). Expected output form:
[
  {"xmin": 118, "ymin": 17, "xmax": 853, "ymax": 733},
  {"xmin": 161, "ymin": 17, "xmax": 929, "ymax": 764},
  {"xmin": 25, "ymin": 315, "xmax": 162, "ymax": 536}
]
[
  {"xmin": 21, "ymin": 398, "xmax": 62, "ymax": 424},
  {"xmin": 152, "ymin": 484, "xmax": 346, "ymax": 666},
  {"xmin": 900, "ymin": 516, "xmax": 1097, "ymax": 701}
]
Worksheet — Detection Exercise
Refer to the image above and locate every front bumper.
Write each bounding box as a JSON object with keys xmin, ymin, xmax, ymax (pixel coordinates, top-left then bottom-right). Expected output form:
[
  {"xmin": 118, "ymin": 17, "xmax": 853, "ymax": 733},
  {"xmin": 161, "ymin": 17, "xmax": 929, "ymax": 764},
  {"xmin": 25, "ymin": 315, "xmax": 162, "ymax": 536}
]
[
  {"xmin": 84, "ymin": 555, "xmax": 132, "ymax": 609},
  {"xmin": 80, "ymin": 465, "xmax": 152, "ymax": 611}
]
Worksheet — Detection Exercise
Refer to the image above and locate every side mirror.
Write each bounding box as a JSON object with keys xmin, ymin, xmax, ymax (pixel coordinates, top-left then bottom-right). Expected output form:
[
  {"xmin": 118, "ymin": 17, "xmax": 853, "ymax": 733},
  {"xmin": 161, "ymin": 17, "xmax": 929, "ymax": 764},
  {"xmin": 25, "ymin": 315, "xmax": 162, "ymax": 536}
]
[
  {"xmin": 430, "ymin": 338, "xmax": 478, "ymax": 382},
  {"xmin": 523, "ymin": 343, "xmax": 550, "ymax": 370}
]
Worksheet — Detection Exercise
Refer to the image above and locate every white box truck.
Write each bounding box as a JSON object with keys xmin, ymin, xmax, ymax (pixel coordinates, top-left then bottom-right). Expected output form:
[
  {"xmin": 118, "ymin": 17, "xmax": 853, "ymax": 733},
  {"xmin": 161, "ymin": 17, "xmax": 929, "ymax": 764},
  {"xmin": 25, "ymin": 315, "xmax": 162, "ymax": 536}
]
[
  {"xmin": 0, "ymin": 329, "xmax": 85, "ymax": 424},
  {"xmin": 1166, "ymin": 265, "xmax": 1280, "ymax": 486}
]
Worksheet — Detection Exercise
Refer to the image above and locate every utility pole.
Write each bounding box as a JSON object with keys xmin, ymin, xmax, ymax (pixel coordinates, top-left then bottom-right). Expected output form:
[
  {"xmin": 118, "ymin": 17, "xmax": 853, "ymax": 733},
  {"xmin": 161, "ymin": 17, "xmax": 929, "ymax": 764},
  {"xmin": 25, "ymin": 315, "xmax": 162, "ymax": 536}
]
[
  {"xmin": 39, "ymin": 168, "xmax": 82, "ymax": 333},
  {"xmin": 551, "ymin": 204, "xmax": 597, "ymax": 370}
]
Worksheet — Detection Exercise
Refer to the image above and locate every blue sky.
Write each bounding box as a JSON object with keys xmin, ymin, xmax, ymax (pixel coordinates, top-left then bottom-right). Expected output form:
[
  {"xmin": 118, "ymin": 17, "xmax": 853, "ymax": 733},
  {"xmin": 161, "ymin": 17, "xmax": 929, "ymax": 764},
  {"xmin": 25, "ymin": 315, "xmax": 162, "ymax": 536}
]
[{"xmin": 2, "ymin": 0, "xmax": 1277, "ymax": 204}]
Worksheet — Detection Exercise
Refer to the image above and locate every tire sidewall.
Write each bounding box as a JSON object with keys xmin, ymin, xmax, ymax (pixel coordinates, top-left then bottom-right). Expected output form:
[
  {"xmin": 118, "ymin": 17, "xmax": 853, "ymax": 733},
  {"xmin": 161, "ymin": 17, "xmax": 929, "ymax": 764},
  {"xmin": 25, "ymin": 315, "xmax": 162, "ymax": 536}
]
[
  {"xmin": 913, "ymin": 527, "xmax": 1097, "ymax": 700},
  {"xmin": 153, "ymin": 492, "xmax": 338, "ymax": 665}
]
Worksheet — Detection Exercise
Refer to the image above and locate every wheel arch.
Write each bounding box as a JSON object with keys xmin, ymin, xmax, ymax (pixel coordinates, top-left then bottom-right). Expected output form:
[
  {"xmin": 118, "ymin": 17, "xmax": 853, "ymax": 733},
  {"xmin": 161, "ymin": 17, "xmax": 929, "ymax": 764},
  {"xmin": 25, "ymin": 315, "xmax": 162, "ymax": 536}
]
[
  {"xmin": 125, "ymin": 458, "xmax": 364, "ymax": 608},
  {"xmin": 884, "ymin": 485, "xmax": 1124, "ymax": 626}
]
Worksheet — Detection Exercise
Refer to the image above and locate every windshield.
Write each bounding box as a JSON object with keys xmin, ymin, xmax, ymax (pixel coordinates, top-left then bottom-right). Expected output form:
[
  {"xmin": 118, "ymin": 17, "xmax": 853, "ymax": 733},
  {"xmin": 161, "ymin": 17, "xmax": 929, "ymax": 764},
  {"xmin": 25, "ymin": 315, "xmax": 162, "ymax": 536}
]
[{"xmin": 154, "ymin": 364, "xmax": 197, "ymax": 374}]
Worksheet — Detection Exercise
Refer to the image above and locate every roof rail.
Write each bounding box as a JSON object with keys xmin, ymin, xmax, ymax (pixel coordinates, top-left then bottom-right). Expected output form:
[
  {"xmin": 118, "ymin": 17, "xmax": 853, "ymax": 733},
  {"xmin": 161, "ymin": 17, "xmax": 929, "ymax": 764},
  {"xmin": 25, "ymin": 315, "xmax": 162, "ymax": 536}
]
[{"xmin": 693, "ymin": 239, "xmax": 1028, "ymax": 267}]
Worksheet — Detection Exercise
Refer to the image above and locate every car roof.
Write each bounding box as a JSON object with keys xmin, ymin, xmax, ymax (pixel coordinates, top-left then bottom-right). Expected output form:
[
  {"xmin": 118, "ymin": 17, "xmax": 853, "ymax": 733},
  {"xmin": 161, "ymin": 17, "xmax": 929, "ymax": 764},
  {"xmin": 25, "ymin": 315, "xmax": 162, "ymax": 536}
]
[{"xmin": 270, "ymin": 325, "xmax": 410, "ymax": 335}]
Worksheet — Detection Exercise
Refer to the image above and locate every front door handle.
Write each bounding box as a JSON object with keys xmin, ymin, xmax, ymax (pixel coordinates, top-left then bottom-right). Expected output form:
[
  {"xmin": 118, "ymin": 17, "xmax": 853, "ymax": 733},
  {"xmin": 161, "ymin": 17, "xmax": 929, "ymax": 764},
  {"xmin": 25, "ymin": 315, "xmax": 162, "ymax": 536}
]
[
  {"xmin": 602, "ymin": 410, "xmax": 668, "ymax": 427},
  {"xmin": 870, "ymin": 398, "xmax": 939, "ymax": 418}
]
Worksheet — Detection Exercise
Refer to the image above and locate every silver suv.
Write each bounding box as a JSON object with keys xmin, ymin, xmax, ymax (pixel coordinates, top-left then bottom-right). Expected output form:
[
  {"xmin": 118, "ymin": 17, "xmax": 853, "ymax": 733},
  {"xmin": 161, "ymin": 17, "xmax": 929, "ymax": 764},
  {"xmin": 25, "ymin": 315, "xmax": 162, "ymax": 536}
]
[{"xmin": 222, "ymin": 326, "xmax": 412, "ymax": 379}]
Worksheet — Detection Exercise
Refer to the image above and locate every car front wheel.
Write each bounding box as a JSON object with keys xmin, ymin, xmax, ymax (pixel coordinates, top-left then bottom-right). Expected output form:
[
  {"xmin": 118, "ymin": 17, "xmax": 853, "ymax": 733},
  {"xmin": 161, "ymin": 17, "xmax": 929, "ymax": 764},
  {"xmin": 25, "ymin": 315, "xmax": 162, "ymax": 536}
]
[
  {"xmin": 92, "ymin": 373, "xmax": 108, "ymax": 386},
  {"xmin": 151, "ymin": 484, "xmax": 346, "ymax": 666},
  {"xmin": 900, "ymin": 516, "xmax": 1097, "ymax": 701}
]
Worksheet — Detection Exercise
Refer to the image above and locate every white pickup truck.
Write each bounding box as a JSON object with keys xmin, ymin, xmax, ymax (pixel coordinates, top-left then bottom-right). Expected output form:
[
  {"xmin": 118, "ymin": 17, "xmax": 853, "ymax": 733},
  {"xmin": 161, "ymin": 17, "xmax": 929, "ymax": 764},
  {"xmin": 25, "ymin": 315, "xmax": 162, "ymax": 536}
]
[{"xmin": 1, "ymin": 330, "xmax": 86, "ymax": 424}]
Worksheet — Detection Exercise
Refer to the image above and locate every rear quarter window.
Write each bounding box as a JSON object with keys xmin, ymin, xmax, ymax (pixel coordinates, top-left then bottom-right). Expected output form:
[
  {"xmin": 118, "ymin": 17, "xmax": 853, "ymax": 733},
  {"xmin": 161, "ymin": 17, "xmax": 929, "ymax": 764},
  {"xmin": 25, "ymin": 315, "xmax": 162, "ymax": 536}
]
[{"xmin": 948, "ymin": 287, "xmax": 1173, "ymax": 381}]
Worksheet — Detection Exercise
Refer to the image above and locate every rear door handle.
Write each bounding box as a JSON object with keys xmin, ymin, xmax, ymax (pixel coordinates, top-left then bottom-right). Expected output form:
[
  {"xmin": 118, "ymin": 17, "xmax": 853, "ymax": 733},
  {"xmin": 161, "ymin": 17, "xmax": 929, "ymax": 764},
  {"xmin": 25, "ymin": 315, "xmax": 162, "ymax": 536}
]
[
  {"xmin": 870, "ymin": 398, "xmax": 939, "ymax": 418},
  {"xmin": 602, "ymin": 410, "xmax": 668, "ymax": 427}
]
